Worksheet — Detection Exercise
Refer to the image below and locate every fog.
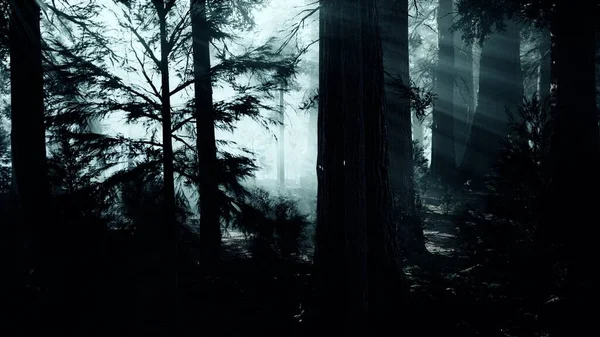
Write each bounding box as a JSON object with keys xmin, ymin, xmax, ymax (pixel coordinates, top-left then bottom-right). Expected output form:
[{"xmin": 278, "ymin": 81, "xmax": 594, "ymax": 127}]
[{"xmin": 101, "ymin": 0, "xmax": 319, "ymax": 197}]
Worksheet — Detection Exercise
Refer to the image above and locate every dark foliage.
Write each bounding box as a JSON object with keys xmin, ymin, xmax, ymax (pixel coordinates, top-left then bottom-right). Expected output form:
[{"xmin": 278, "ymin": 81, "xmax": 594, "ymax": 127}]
[
  {"xmin": 234, "ymin": 187, "xmax": 310, "ymax": 262},
  {"xmin": 118, "ymin": 168, "xmax": 193, "ymax": 236},
  {"xmin": 486, "ymin": 95, "xmax": 552, "ymax": 225},
  {"xmin": 453, "ymin": 0, "xmax": 554, "ymax": 43},
  {"xmin": 452, "ymin": 96, "xmax": 561, "ymax": 335},
  {"xmin": 457, "ymin": 96, "xmax": 553, "ymax": 267}
]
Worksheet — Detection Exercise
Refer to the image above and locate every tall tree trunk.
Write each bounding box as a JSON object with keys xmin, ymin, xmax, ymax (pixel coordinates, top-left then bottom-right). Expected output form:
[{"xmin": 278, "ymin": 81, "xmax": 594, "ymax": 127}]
[
  {"xmin": 380, "ymin": 0, "xmax": 425, "ymax": 255},
  {"xmin": 454, "ymin": 31, "xmax": 474, "ymax": 165},
  {"xmin": 362, "ymin": 1, "xmax": 406, "ymax": 332},
  {"xmin": 156, "ymin": 4, "xmax": 177, "ymax": 333},
  {"xmin": 545, "ymin": 2, "xmax": 599, "ymax": 335},
  {"xmin": 277, "ymin": 82, "xmax": 285, "ymax": 194},
  {"xmin": 314, "ymin": 0, "xmax": 404, "ymax": 334},
  {"xmin": 430, "ymin": 0, "xmax": 456, "ymax": 184},
  {"xmin": 315, "ymin": 0, "xmax": 366, "ymax": 332},
  {"xmin": 460, "ymin": 21, "xmax": 522, "ymax": 185},
  {"xmin": 192, "ymin": 0, "xmax": 221, "ymax": 269},
  {"xmin": 158, "ymin": 7, "xmax": 176, "ymax": 255},
  {"xmin": 8, "ymin": 0, "xmax": 49, "ymax": 331}
]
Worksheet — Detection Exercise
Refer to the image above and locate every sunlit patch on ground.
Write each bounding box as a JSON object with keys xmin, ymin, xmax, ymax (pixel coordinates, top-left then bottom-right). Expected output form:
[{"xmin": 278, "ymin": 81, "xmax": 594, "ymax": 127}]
[{"xmin": 424, "ymin": 229, "xmax": 456, "ymax": 255}]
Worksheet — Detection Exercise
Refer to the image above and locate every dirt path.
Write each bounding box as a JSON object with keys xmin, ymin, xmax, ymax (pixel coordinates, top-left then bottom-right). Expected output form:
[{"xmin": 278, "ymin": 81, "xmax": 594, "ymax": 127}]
[{"xmin": 423, "ymin": 203, "xmax": 461, "ymax": 256}]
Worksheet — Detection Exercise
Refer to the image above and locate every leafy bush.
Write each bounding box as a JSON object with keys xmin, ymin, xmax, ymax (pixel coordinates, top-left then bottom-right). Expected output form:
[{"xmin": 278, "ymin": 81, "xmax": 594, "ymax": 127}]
[
  {"xmin": 457, "ymin": 96, "xmax": 553, "ymax": 265},
  {"xmin": 486, "ymin": 95, "xmax": 552, "ymax": 227},
  {"xmin": 455, "ymin": 95, "xmax": 556, "ymax": 304},
  {"xmin": 118, "ymin": 172, "xmax": 192, "ymax": 237},
  {"xmin": 235, "ymin": 188, "xmax": 310, "ymax": 262}
]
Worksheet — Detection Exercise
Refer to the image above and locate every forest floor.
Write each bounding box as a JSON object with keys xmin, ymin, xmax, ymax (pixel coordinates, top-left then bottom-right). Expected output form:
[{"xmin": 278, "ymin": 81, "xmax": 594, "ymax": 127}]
[
  {"xmin": 404, "ymin": 186, "xmax": 552, "ymax": 337},
  {"xmin": 130, "ymin": 187, "xmax": 551, "ymax": 336}
]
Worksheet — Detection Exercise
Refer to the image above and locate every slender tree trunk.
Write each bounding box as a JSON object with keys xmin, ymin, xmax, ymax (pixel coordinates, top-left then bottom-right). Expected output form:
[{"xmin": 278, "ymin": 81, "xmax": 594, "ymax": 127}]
[
  {"xmin": 454, "ymin": 31, "xmax": 474, "ymax": 165},
  {"xmin": 314, "ymin": 0, "xmax": 404, "ymax": 334},
  {"xmin": 157, "ymin": 5, "xmax": 177, "ymax": 334},
  {"xmin": 158, "ymin": 8, "xmax": 176, "ymax": 254},
  {"xmin": 277, "ymin": 82, "xmax": 285, "ymax": 194},
  {"xmin": 192, "ymin": 0, "xmax": 221, "ymax": 269},
  {"xmin": 430, "ymin": 0, "xmax": 456, "ymax": 184},
  {"xmin": 460, "ymin": 21, "xmax": 522, "ymax": 185},
  {"xmin": 8, "ymin": 0, "xmax": 48, "ymax": 331},
  {"xmin": 380, "ymin": 0, "xmax": 425, "ymax": 255}
]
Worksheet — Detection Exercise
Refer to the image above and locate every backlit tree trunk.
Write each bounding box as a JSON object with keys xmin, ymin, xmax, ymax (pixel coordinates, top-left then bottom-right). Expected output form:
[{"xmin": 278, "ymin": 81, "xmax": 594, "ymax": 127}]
[
  {"xmin": 454, "ymin": 30, "xmax": 474, "ymax": 164},
  {"xmin": 8, "ymin": 0, "xmax": 49, "ymax": 331},
  {"xmin": 314, "ymin": 0, "xmax": 405, "ymax": 334},
  {"xmin": 460, "ymin": 20, "xmax": 522, "ymax": 185},
  {"xmin": 380, "ymin": 0, "xmax": 425, "ymax": 254},
  {"xmin": 192, "ymin": 0, "xmax": 221, "ymax": 269},
  {"xmin": 430, "ymin": 0, "xmax": 456, "ymax": 184}
]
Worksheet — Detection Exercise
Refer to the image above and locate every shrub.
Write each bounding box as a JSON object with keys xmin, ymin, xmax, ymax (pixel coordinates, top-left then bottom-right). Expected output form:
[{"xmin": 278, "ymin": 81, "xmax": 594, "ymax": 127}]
[
  {"xmin": 486, "ymin": 95, "xmax": 552, "ymax": 227},
  {"xmin": 455, "ymin": 95, "xmax": 556, "ymax": 304},
  {"xmin": 235, "ymin": 188, "xmax": 310, "ymax": 262}
]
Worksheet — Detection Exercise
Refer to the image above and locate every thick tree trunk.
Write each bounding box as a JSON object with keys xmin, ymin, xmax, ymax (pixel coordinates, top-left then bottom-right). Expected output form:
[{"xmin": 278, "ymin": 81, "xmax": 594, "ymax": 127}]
[
  {"xmin": 362, "ymin": 1, "xmax": 406, "ymax": 332},
  {"xmin": 545, "ymin": 2, "xmax": 599, "ymax": 335},
  {"xmin": 192, "ymin": 0, "xmax": 221, "ymax": 269},
  {"xmin": 379, "ymin": 0, "xmax": 425, "ymax": 255},
  {"xmin": 314, "ymin": 0, "xmax": 404, "ymax": 334},
  {"xmin": 315, "ymin": 0, "xmax": 367, "ymax": 333},
  {"xmin": 460, "ymin": 21, "xmax": 522, "ymax": 185},
  {"xmin": 430, "ymin": 0, "xmax": 456, "ymax": 184}
]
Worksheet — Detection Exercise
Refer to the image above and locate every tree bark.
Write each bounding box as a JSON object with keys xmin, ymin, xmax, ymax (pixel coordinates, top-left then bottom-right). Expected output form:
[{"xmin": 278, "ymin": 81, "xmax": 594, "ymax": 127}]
[
  {"xmin": 156, "ymin": 3, "xmax": 178, "ymax": 333},
  {"xmin": 314, "ymin": 0, "xmax": 405, "ymax": 334},
  {"xmin": 8, "ymin": 0, "xmax": 49, "ymax": 331},
  {"xmin": 192, "ymin": 0, "xmax": 221, "ymax": 269},
  {"xmin": 379, "ymin": 0, "xmax": 425, "ymax": 255}
]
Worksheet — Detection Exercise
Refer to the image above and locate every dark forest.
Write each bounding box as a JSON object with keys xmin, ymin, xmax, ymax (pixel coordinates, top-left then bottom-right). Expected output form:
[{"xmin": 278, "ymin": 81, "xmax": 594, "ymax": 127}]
[{"xmin": 1, "ymin": 0, "xmax": 599, "ymax": 336}]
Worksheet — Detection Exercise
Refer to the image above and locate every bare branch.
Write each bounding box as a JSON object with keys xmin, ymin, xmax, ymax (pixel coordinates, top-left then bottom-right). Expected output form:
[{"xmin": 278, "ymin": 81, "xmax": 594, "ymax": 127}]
[
  {"xmin": 172, "ymin": 116, "xmax": 195, "ymax": 133},
  {"xmin": 124, "ymin": 17, "xmax": 161, "ymax": 68},
  {"xmin": 170, "ymin": 79, "xmax": 195, "ymax": 97},
  {"xmin": 171, "ymin": 133, "xmax": 195, "ymax": 153},
  {"xmin": 131, "ymin": 40, "xmax": 162, "ymax": 101},
  {"xmin": 167, "ymin": 9, "xmax": 190, "ymax": 52}
]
